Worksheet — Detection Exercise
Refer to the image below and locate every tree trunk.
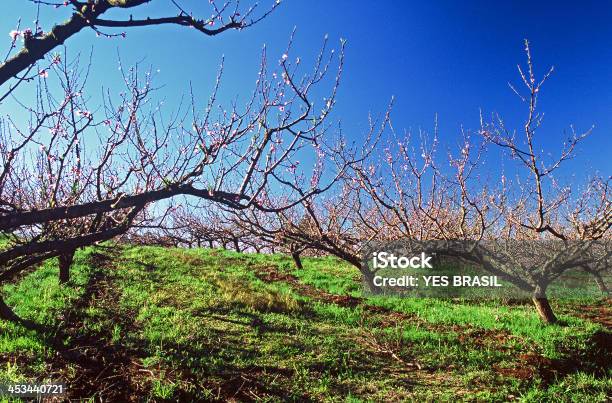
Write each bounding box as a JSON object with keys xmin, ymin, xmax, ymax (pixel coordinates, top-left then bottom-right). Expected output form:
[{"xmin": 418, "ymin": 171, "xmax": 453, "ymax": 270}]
[
  {"xmin": 58, "ymin": 250, "xmax": 75, "ymax": 284},
  {"xmin": 291, "ymin": 251, "xmax": 303, "ymax": 270},
  {"xmin": 532, "ymin": 296, "xmax": 557, "ymax": 324},
  {"xmin": 360, "ymin": 264, "xmax": 381, "ymax": 295},
  {"xmin": 0, "ymin": 294, "xmax": 43, "ymax": 330},
  {"xmin": 233, "ymin": 238, "xmax": 240, "ymax": 252},
  {"xmin": 592, "ymin": 272, "xmax": 610, "ymax": 296},
  {"xmin": 0, "ymin": 295, "xmax": 20, "ymax": 322}
]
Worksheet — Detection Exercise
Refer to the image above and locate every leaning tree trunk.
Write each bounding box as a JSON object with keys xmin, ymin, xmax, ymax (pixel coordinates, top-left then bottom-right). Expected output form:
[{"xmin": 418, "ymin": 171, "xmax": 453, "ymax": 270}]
[
  {"xmin": 532, "ymin": 295, "xmax": 557, "ymax": 324},
  {"xmin": 291, "ymin": 251, "xmax": 303, "ymax": 270},
  {"xmin": 0, "ymin": 294, "xmax": 43, "ymax": 330},
  {"xmin": 0, "ymin": 295, "xmax": 20, "ymax": 322},
  {"xmin": 58, "ymin": 250, "xmax": 75, "ymax": 284},
  {"xmin": 359, "ymin": 264, "xmax": 382, "ymax": 295},
  {"xmin": 590, "ymin": 271, "xmax": 610, "ymax": 296},
  {"xmin": 594, "ymin": 275, "xmax": 610, "ymax": 296}
]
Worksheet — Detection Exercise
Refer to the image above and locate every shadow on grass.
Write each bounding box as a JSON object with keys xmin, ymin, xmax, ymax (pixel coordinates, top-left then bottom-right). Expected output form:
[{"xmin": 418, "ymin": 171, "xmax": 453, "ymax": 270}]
[{"xmin": 2, "ymin": 248, "xmax": 610, "ymax": 401}]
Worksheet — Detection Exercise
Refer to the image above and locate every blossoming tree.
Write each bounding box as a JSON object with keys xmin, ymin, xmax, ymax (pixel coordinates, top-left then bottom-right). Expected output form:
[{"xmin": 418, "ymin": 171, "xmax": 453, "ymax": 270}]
[
  {"xmin": 0, "ymin": 1, "xmax": 348, "ymax": 322},
  {"xmin": 346, "ymin": 41, "xmax": 610, "ymax": 323}
]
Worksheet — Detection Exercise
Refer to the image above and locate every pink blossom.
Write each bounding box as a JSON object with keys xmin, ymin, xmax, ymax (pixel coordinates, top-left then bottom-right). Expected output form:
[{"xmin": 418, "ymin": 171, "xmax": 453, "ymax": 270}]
[
  {"xmin": 76, "ymin": 110, "xmax": 92, "ymax": 118},
  {"xmin": 278, "ymin": 105, "xmax": 285, "ymax": 112},
  {"xmin": 38, "ymin": 69, "xmax": 48, "ymax": 78},
  {"xmin": 281, "ymin": 72, "xmax": 290, "ymax": 85},
  {"xmin": 9, "ymin": 30, "xmax": 20, "ymax": 41},
  {"xmin": 310, "ymin": 173, "xmax": 320, "ymax": 188}
]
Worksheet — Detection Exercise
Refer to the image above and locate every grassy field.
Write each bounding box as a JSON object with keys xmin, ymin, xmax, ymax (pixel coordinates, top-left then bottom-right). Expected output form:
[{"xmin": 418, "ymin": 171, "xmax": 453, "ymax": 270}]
[{"xmin": 0, "ymin": 245, "xmax": 610, "ymax": 401}]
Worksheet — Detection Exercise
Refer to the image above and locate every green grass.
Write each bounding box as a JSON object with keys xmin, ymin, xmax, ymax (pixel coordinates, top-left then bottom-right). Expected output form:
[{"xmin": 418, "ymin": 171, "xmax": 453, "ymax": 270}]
[{"xmin": 0, "ymin": 245, "xmax": 610, "ymax": 401}]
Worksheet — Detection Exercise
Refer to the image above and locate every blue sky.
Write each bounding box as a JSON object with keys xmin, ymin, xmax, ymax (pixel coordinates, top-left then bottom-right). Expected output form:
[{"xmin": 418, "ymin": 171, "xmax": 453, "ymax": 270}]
[{"xmin": 2, "ymin": 0, "xmax": 611, "ymax": 178}]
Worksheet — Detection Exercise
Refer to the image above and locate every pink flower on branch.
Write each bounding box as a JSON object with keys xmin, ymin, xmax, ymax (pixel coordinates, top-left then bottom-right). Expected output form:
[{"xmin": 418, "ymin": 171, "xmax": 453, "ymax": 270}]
[
  {"xmin": 76, "ymin": 110, "xmax": 92, "ymax": 118},
  {"xmin": 9, "ymin": 30, "xmax": 20, "ymax": 41}
]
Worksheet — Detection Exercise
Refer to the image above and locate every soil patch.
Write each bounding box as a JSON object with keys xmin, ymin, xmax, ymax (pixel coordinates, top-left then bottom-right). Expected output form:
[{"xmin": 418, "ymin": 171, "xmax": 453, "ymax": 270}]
[{"xmin": 44, "ymin": 249, "xmax": 152, "ymax": 401}]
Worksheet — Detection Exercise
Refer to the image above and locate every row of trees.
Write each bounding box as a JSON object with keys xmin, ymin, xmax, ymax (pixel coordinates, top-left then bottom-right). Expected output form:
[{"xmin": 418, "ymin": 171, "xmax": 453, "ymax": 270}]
[
  {"xmin": 0, "ymin": 1, "xmax": 609, "ymax": 325},
  {"xmin": 207, "ymin": 41, "xmax": 611, "ymax": 323},
  {"xmin": 0, "ymin": 0, "xmax": 350, "ymax": 320}
]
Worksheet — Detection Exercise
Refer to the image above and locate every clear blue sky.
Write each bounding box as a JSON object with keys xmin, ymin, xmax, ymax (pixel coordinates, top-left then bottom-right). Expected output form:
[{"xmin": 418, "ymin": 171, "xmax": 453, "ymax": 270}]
[{"xmin": 2, "ymin": 1, "xmax": 611, "ymax": 177}]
